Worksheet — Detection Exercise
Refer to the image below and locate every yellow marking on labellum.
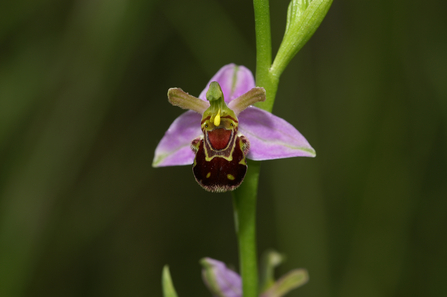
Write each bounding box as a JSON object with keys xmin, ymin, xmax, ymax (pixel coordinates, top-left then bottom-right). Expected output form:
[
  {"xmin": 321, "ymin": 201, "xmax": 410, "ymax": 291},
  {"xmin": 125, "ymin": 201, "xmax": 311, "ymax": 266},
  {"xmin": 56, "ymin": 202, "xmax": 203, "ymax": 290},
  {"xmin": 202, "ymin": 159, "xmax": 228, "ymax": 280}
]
[
  {"xmin": 206, "ymin": 172, "xmax": 211, "ymax": 178},
  {"xmin": 213, "ymin": 109, "xmax": 221, "ymax": 126},
  {"xmin": 227, "ymin": 174, "xmax": 235, "ymax": 180}
]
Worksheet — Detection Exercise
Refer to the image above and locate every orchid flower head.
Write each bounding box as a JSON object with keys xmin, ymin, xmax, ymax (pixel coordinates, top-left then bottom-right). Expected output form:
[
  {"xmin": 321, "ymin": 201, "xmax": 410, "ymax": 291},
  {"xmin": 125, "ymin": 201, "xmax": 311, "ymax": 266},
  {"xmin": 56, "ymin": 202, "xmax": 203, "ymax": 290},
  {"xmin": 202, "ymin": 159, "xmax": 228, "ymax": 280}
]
[
  {"xmin": 200, "ymin": 255, "xmax": 308, "ymax": 297},
  {"xmin": 153, "ymin": 64, "xmax": 315, "ymax": 192}
]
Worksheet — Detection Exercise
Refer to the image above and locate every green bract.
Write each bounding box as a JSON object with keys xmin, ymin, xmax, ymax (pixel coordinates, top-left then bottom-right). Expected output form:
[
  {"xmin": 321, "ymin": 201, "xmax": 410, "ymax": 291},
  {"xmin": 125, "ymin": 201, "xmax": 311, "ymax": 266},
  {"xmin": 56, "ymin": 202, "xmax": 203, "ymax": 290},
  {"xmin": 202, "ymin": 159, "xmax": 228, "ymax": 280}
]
[{"xmin": 271, "ymin": 0, "xmax": 333, "ymax": 78}]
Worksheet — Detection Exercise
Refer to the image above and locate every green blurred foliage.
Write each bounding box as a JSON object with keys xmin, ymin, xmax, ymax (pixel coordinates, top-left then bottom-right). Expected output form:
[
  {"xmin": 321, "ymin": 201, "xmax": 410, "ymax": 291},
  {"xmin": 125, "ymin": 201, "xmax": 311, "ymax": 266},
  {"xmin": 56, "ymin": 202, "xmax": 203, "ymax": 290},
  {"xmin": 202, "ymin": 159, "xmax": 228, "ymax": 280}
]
[{"xmin": 0, "ymin": 0, "xmax": 446, "ymax": 296}]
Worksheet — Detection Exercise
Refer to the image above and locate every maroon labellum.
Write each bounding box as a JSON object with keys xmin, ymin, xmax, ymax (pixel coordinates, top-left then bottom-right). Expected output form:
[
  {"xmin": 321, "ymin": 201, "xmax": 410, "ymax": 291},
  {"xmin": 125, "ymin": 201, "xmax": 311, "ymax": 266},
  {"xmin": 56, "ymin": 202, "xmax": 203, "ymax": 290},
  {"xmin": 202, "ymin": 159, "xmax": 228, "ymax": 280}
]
[{"xmin": 191, "ymin": 114, "xmax": 250, "ymax": 193}]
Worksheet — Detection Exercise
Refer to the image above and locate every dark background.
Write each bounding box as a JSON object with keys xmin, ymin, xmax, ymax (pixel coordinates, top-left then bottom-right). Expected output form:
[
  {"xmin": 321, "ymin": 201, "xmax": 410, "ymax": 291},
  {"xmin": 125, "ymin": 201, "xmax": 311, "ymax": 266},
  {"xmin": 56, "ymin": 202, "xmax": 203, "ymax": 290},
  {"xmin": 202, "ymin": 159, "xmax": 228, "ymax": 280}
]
[{"xmin": 1, "ymin": 0, "xmax": 446, "ymax": 296}]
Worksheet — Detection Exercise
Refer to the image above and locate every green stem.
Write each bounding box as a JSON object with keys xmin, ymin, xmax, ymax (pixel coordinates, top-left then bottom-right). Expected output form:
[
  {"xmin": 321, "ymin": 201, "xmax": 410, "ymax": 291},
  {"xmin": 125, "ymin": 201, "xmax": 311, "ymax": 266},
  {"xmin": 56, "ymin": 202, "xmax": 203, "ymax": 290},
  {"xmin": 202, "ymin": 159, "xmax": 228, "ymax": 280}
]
[
  {"xmin": 253, "ymin": 0, "xmax": 278, "ymax": 113},
  {"xmin": 232, "ymin": 161, "xmax": 261, "ymax": 297},
  {"xmin": 233, "ymin": 0, "xmax": 331, "ymax": 296},
  {"xmin": 253, "ymin": 0, "xmax": 271, "ymax": 80},
  {"xmin": 231, "ymin": 1, "xmax": 276, "ymax": 297}
]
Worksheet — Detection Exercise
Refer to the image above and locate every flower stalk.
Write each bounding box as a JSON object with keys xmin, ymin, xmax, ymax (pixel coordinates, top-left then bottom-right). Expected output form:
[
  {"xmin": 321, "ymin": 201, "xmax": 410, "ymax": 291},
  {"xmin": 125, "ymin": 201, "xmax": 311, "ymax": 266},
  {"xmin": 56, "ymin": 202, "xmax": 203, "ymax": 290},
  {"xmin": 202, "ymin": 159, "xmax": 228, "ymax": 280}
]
[
  {"xmin": 232, "ymin": 160, "xmax": 261, "ymax": 297},
  {"xmin": 253, "ymin": 0, "xmax": 277, "ymax": 113},
  {"xmin": 230, "ymin": 0, "xmax": 276, "ymax": 295},
  {"xmin": 230, "ymin": 0, "xmax": 277, "ymax": 294},
  {"xmin": 232, "ymin": 0, "xmax": 331, "ymax": 296}
]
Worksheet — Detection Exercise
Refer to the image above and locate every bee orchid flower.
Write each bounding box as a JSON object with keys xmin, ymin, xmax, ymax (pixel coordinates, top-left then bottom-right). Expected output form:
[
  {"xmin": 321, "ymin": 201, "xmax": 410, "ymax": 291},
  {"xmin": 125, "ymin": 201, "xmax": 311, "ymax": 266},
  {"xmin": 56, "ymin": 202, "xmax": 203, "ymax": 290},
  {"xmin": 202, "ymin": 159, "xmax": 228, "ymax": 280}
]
[
  {"xmin": 152, "ymin": 64, "xmax": 315, "ymax": 192},
  {"xmin": 200, "ymin": 257, "xmax": 308, "ymax": 297}
]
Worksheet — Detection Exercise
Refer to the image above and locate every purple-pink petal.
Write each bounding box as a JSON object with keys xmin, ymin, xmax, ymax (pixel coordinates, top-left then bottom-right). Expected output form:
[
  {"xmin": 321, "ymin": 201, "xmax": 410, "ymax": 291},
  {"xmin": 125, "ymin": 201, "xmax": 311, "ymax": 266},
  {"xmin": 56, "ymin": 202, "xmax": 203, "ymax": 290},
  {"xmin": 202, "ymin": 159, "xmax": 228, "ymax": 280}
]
[
  {"xmin": 201, "ymin": 258, "xmax": 242, "ymax": 297},
  {"xmin": 238, "ymin": 107, "xmax": 316, "ymax": 160},
  {"xmin": 199, "ymin": 64, "xmax": 256, "ymax": 103},
  {"xmin": 152, "ymin": 111, "xmax": 201, "ymax": 167}
]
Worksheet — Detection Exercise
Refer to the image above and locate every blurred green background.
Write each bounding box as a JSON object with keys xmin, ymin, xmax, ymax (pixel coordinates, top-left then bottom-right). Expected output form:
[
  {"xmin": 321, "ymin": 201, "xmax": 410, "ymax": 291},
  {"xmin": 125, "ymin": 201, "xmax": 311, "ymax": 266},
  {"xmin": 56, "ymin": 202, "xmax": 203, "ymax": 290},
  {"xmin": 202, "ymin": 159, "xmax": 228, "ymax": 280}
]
[{"xmin": 1, "ymin": 0, "xmax": 446, "ymax": 296}]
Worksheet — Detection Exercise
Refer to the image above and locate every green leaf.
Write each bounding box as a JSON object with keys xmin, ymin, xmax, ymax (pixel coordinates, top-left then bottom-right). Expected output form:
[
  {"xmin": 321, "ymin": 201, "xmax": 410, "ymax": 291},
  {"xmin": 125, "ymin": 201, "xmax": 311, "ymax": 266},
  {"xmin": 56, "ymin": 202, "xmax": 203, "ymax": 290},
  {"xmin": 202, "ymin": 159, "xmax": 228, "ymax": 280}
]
[{"xmin": 162, "ymin": 265, "xmax": 179, "ymax": 297}]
